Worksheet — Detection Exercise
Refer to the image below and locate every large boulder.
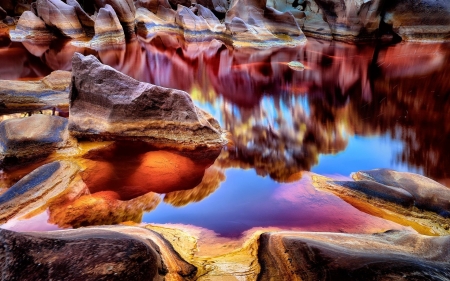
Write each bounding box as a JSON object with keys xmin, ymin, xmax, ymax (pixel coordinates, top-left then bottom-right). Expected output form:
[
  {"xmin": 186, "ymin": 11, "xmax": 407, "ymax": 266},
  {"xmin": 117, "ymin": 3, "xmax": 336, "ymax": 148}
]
[
  {"xmin": 94, "ymin": 0, "xmax": 136, "ymax": 39},
  {"xmin": 90, "ymin": 4, "xmax": 125, "ymax": 47},
  {"xmin": 69, "ymin": 53, "xmax": 226, "ymax": 149},
  {"xmin": 0, "ymin": 115, "xmax": 75, "ymax": 166},
  {"xmin": 0, "ymin": 70, "xmax": 71, "ymax": 114},
  {"xmin": 258, "ymin": 231, "xmax": 450, "ymax": 280},
  {"xmin": 36, "ymin": 0, "xmax": 85, "ymax": 39},
  {"xmin": 9, "ymin": 11, "xmax": 55, "ymax": 41}
]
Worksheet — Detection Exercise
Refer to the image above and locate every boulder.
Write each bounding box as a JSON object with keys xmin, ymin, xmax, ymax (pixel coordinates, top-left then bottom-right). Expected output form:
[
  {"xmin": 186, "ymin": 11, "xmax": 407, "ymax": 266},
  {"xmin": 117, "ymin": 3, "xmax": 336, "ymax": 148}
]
[
  {"xmin": 0, "ymin": 70, "xmax": 71, "ymax": 114},
  {"xmin": 9, "ymin": 11, "xmax": 55, "ymax": 41},
  {"xmin": 0, "ymin": 115, "xmax": 75, "ymax": 166},
  {"xmin": 94, "ymin": 0, "xmax": 136, "ymax": 39},
  {"xmin": 36, "ymin": 0, "xmax": 85, "ymax": 39},
  {"xmin": 69, "ymin": 53, "xmax": 226, "ymax": 149},
  {"xmin": 67, "ymin": 0, "xmax": 95, "ymax": 36},
  {"xmin": 0, "ymin": 161, "xmax": 81, "ymax": 223},
  {"xmin": 258, "ymin": 231, "xmax": 450, "ymax": 280},
  {"xmin": 90, "ymin": 4, "xmax": 125, "ymax": 47}
]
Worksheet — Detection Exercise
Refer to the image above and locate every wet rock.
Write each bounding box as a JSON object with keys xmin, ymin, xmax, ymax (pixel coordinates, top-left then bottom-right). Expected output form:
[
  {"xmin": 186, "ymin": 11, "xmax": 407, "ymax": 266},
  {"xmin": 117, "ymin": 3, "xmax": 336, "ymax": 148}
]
[
  {"xmin": 0, "ymin": 115, "xmax": 75, "ymax": 166},
  {"xmin": 0, "ymin": 227, "xmax": 171, "ymax": 280},
  {"xmin": 67, "ymin": 0, "xmax": 95, "ymax": 36},
  {"xmin": 9, "ymin": 11, "xmax": 55, "ymax": 41},
  {"xmin": 353, "ymin": 169, "xmax": 450, "ymax": 217},
  {"xmin": 258, "ymin": 231, "xmax": 450, "ymax": 281},
  {"xmin": 94, "ymin": 0, "xmax": 136, "ymax": 39},
  {"xmin": 36, "ymin": 0, "xmax": 85, "ymax": 39},
  {"xmin": 69, "ymin": 53, "xmax": 226, "ymax": 149},
  {"xmin": 0, "ymin": 161, "xmax": 81, "ymax": 223},
  {"xmin": 0, "ymin": 70, "xmax": 70, "ymax": 114},
  {"xmin": 90, "ymin": 4, "xmax": 125, "ymax": 47}
]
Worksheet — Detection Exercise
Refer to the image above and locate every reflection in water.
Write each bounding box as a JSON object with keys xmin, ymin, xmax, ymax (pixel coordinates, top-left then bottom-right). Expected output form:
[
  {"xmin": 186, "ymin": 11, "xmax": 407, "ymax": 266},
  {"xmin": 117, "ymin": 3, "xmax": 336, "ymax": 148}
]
[{"xmin": 1, "ymin": 35, "xmax": 449, "ymax": 236}]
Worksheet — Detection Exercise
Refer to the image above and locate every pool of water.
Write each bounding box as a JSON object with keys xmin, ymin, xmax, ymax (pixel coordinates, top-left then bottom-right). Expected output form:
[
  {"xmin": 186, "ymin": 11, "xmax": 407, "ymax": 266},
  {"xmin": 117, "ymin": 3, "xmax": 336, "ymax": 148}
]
[{"xmin": 1, "ymin": 35, "xmax": 449, "ymax": 237}]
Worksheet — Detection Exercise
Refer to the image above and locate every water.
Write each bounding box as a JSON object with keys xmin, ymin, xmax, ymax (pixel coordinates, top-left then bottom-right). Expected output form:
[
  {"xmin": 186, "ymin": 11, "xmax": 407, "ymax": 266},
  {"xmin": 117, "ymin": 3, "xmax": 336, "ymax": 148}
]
[{"xmin": 1, "ymin": 35, "xmax": 449, "ymax": 236}]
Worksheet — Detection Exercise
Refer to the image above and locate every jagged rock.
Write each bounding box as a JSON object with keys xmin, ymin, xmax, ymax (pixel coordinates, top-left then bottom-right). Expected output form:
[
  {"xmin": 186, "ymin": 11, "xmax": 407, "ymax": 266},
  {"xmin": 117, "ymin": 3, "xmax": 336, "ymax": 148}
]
[
  {"xmin": 9, "ymin": 11, "xmax": 55, "ymax": 41},
  {"xmin": 0, "ymin": 70, "xmax": 71, "ymax": 114},
  {"xmin": 69, "ymin": 53, "xmax": 226, "ymax": 148},
  {"xmin": 90, "ymin": 4, "xmax": 125, "ymax": 47},
  {"xmin": 0, "ymin": 226, "xmax": 191, "ymax": 280},
  {"xmin": 94, "ymin": 0, "xmax": 136, "ymax": 38},
  {"xmin": 168, "ymin": 0, "xmax": 191, "ymax": 9},
  {"xmin": 36, "ymin": 0, "xmax": 85, "ymax": 39},
  {"xmin": 67, "ymin": 0, "xmax": 95, "ymax": 36},
  {"xmin": 0, "ymin": 115, "xmax": 76, "ymax": 166},
  {"xmin": 196, "ymin": 0, "xmax": 229, "ymax": 14},
  {"xmin": 135, "ymin": 0, "xmax": 171, "ymax": 13},
  {"xmin": 258, "ymin": 231, "xmax": 450, "ymax": 281},
  {"xmin": 0, "ymin": 161, "xmax": 82, "ymax": 223},
  {"xmin": 353, "ymin": 169, "xmax": 450, "ymax": 217}
]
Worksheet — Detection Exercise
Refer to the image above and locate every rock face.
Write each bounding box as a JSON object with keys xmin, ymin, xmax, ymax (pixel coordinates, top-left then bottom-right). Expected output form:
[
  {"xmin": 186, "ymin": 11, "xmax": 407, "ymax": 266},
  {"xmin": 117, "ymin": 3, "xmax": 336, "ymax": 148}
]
[
  {"xmin": 258, "ymin": 231, "xmax": 450, "ymax": 280},
  {"xmin": 36, "ymin": 0, "xmax": 85, "ymax": 39},
  {"xmin": 0, "ymin": 227, "xmax": 172, "ymax": 280},
  {"xmin": 69, "ymin": 53, "xmax": 226, "ymax": 149},
  {"xmin": 94, "ymin": 0, "xmax": 136, "ymax": 39},
  {"xmin": 90, "ymin": 4, "xmax": 125, "ymax": 47},
  {"xmin": 0, "ymin": 115, "xmax": 75, "ymax": 166},
  {"xmin": 67, "ymin": 0, "xmax": 95, "ymax": 36},
  {"xmin": 9, "ymin": 11, "xmax": 55, "ymax": 41},
  {"xmin": 0, "ymin": 161, "xmax": 81, "ymax": 223},
  {"xmin": 0, "ymin": 70, "xmax": 71, "ymax": 114}
]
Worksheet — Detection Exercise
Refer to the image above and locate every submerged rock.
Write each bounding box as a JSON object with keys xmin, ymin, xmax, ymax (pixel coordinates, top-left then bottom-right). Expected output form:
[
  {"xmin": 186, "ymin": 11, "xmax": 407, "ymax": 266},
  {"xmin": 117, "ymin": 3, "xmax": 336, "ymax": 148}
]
[
  {"xmin": 0, "ymin": 115, "xmax": 75, "ymax": 166},
  {"xmin": 258, "ymin": 231, "xmax": 450, "ymax": 280},
  {"xmin": 69, "ymin": 53, "xmax": 226, "ymax": 149},
  {"xmin": 9, "ymin": 11, "xmax": 55, "ymax": 41},
  {"xmin": 90, "ymin": 4, "xmax": 125, "ymax": 47},
  {"xmin": 0, "ymin": 70, "xmax": 71, "ymax": 114}
]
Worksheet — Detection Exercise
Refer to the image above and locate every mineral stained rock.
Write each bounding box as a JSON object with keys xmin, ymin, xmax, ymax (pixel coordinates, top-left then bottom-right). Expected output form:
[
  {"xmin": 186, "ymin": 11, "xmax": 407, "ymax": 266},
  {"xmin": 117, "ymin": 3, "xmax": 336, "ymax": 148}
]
[
  {"xmin": 258, "ymin": 231, "xmax": 450, "ymax": 281},
  {"xmin": 0, "ymin": 70, "xmax": 71, "ymax": 114},
  {"xmin": 90, "ymin": 4, "xmax": 125, "ymax": 47},
  {"xmin": 66, "ymin": 0, "xmax": 95, "ymax": 36},
  {"xmin": 0, "ymin": 226, "xmax": 183, "ymax": 281},
  {"xmin": 94, "ymin": 0, "xmax": 136, "ymax": 39},
  {"xmin": 196, "ymin": 0, "xmax": 229, "ymax": 14},
  {"xmin": 0, "ymin": 161, "xmax": 82, "ymax": 223},
  {"xmin": 0, "ymin": 115, "xmax": 75, "ymax": 166},
  {"xmin": 36, "ymin": 0, "xmax": 85, "ymax": 39},
  {"xmin": 69, "ymin": 53, "xmax": 226, "ymax": 149},
  {"xmin": 9, "ymin": 11, "xmax": 55, "ymax": 41}
]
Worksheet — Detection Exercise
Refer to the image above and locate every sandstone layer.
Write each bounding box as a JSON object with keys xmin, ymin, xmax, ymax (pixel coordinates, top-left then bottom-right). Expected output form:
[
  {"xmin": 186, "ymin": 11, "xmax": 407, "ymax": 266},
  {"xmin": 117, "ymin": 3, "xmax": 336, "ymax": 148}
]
[
  {"xmin": 67, "ymin": 0, "xmax": 95, "ymax": 36},
  {"xmin": 95, "ymin": 0, "xmax": 136, "ymax": 39},
  {"xmin": 90, "ymin": 4, "xmax": 125, "ymax": 47},
  {"xmin": 0, "ymin": 70, "xmax": 71, "ymax": 114},
  {"xmin": 8, "ymin": 10, "xmax": 55, "ymax": 41},
  {"xmin": 69, "ymin": 53, "xmax": 226, "ymax": 149}
]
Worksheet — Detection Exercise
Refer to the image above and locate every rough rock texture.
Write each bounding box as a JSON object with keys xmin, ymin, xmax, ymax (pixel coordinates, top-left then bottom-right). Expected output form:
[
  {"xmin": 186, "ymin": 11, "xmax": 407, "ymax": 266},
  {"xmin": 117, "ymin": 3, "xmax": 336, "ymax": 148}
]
[
  {"xmin": 9, "ymin": 11, "xmax": 55, "ymax": 41},
  {"xmin": 0, "ymin": 226, "xmax": 184, "ymax": 281},
  {"xmin": 90, "ymin": 4, "xmax": 125, "ymax": 47},
  {"xmin": 0, "ymin": 70, "xmax": 71, "ymax": 114},
  {"xmin": 196, "ymin": 0, "xmax": 229, "ymax": 14},
  {"xmin": 0, "ymin": 161, "xmax": 81, "ymax": 223},
  {"xmin": 69, "ymin": 53, "xmax": 226, "ymax": 148},
  {"xmin": 67, "ymin": 0, "xmax": 95, "ymax": 36},
  {"xmin": 176, "ymin": 4, "xmax": 226, "ymax": 41},
  {"xmin": 258, "ymin": 231, "xmax": 450, "ymax": 281},
  {"xmin": 36, "ymin": 0, "xmax": 85, "ymax": 38},
  {"xmin": 0, "ymin": 115, "xmax": 75, "ymax": 166},
  {"xmin": 94, "ymin": 0, "xmax": 136, "ymax": 39}
]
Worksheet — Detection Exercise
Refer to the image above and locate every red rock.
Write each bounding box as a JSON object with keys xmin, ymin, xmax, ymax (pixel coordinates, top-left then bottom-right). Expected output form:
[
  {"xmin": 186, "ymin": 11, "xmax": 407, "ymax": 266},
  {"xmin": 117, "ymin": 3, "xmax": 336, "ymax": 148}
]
[
  {"xmin": 94, "ymin": 0, "xmax": 136, "ymax": 39},
  {"xmin": 90, "ymin": 4, "xmax": 125, "ymax": 47}
]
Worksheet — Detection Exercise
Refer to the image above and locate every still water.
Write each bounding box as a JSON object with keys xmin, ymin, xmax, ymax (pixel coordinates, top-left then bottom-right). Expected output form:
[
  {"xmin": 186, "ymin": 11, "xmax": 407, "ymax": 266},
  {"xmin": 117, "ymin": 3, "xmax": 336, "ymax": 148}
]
[{"xmin": 1, "ymin": 35, "xmax": 449, "ymax": 237}]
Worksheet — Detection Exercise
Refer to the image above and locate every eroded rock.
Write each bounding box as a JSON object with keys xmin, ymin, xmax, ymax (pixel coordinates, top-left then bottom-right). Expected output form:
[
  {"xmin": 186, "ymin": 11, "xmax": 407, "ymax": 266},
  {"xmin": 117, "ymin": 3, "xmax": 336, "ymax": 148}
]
[
  {"xmin": 90, "ymin": 4, "xmax": 125, "ymax": 47},
  {"xmin": 94, "ymin": 0, "xmax": 136, "ymax": 39},
  {"xmin": 258, "ymin": 231, "xmax": 450, "ymax": 280},
  {"xmin": 9, "ymin": 11, "xmax": 55, "ymax": 41},
  {"xmin": 69, "ymin": 53, "xmax": 226, "ymax": 149},
  {"xmin": 67, "ymin": 0, "xmax": 95, "ymax": 36}
]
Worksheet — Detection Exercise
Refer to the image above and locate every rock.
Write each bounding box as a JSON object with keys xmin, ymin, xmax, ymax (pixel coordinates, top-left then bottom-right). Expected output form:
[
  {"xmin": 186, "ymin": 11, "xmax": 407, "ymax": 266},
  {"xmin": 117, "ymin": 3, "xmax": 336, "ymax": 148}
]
[
  {"xmin": 0, "ymin": 70, "xmax": 71, "ymax": 114},
  {"xmin": 168, "ymin": 0, "xmax": 191, "ymax": 9},
  {"xmin": 90, "ymin": 4, "xmax": 125, "ymax": 47},
  {"xmin": 258, "ymin": 231, "xmax": 450, "ymax": 281},
  {"xmin": 196, "ymin": 0, "xmax": 229, "ymax": 14},
  {"xmin": 9, "ymin": 11, "xmax": 55, "ymax": 41},
  {"xmin": 135, "ymin": 0, "xmax": 171, "ymax": 14},
  {"xmin": 69, "ymin": 53, "xmax": 226, "ymax": 149},
  {"xmin": 0, "ymin": 115, "xmax": 75, "ymax": 166},
  {"xmin": 353, "ymin": 169, "xmax": 450, "ymax": 217},
  {"xmin": 287, "ymin": 61, "xmax": 304, "ymax": 71},
  {"xmin": 67, "ymin": 0, "xmax": 95, "ymax": 36},
  {"xmin": 0, "ymin": 0, "xmax": 14, "ymax": 15},
  {"xmin": 135, "ymin": 6, "xmax": 181, "ymax": 39},
  {"xmin": 0, "ymin": 161, "xmax": 81, "ymax": 223},
  {"xmin": 36, "ymin": 0, "xmax": 85, "ymax": 39},
  {"xmin": 94, "ymin": 0, "xmax": 136, "ymax": 39},
  {"xmin": 14, "ymin": 2, "xmax": 31, "ymax": 16},
  {"xmin": 0, "ymin": 226, "xmax": 178, "ymax": 280}
]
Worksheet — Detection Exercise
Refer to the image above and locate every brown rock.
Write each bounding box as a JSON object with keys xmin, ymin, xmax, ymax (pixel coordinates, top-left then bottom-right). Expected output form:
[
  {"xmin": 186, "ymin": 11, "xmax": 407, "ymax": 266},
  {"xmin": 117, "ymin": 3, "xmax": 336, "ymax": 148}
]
[
  {"xmin": 0, "ymin": 70, "xmax": 70, "ymax": 114},
  {"xmin": 0, "ymin": 115, "xmax": 75, "ymax": 166},
  {"xmin": 9, "ymin": 11, "xmax": 55, "ymax": 41},
  {"xmin": 258, "ymin": 231, "xmax": 450, "ymax": 281},
  {"xmin": 69, "ymin": 53, "xmax": 226, "ymax": 149},
  {"xmin": 168, "ymin": 0, "xmax": 191, "ymax": 9},
  {"xmin": 36, "ymin": 0, "xmax": 85, "ymax": 39},
  {"xmin": 196, "ymin": 0, "xmax": 229, "ymax": 14},
  {"xmin": 135, "ymin": 0, "xmax": 171, "ymax": 14},
  {"xmin": 94, "ymin": 0, "xmax": 136, "ymax": 39},
  {"xmin": 90, "ymin": 4, "xmax": 125, "ymax": 47},
  {"xmin": 67, "ymin": 0, "xmax": 95, "ymax": 36}
]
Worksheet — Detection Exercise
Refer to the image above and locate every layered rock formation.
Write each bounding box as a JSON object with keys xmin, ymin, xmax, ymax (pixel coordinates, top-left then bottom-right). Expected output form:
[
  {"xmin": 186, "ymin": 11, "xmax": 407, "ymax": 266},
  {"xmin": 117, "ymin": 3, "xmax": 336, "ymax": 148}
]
[
  {"xmin": 90, "ymin": 4, "xmax": 125, "ymax": 47},
  {"xmin": 94, "ymin": 0, "xmax": 136, "ymax": 38},
  {"xmin": 36, "ymin": 0, "xmax": 85, "ymax": 38},
  {"xmin": 9, "ymin": 10, "xmax": 55, "ymax": 41},
  {"xmin": 0, "ymin": 70, "xmax": 71, "ymax": 114},
  {"xmin": 69, "ymin": 53, "xmax": 226, "ymax": 148},
  {"xmin": 67, "ymin": 0, "xmax": 95, "ymax": 36},
  {"xmin": 258, "ymin": 231, "xmax": 450, "ymax": 280}
]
